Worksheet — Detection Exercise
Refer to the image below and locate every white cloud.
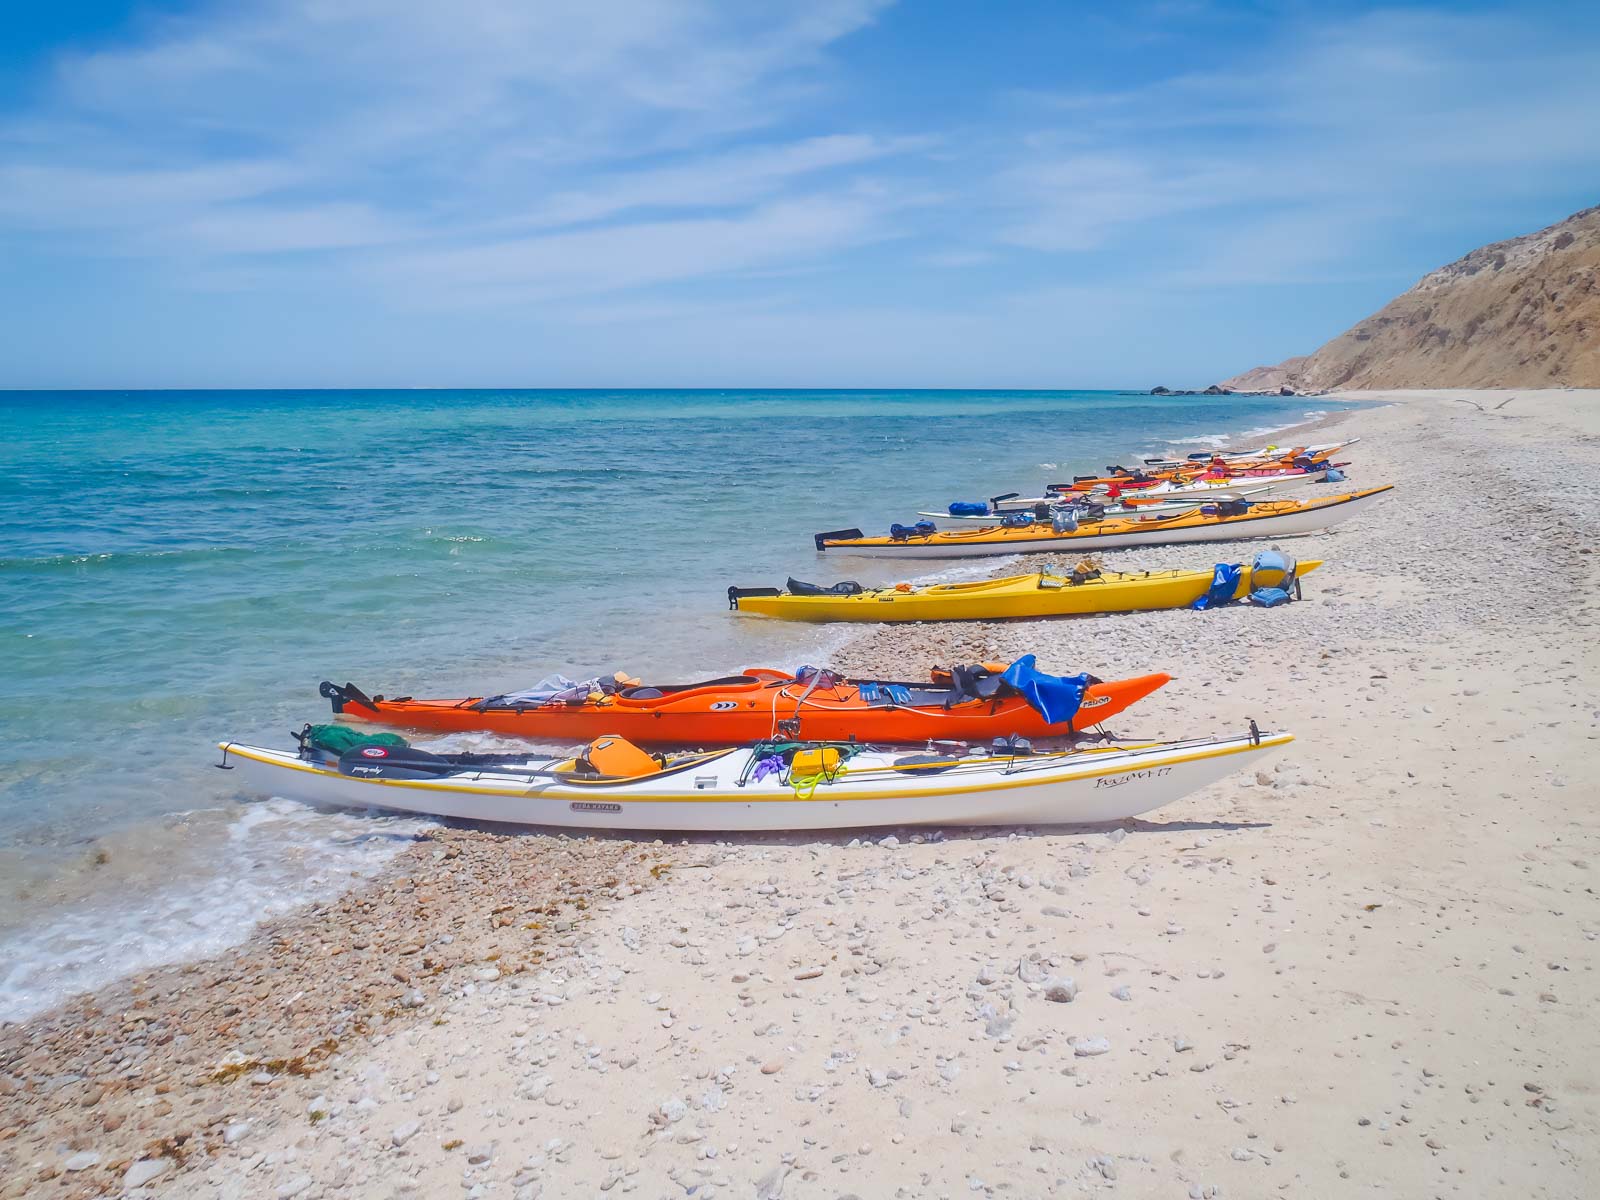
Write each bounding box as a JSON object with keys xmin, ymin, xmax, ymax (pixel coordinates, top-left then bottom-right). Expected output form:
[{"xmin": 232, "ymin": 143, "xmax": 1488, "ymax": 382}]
[
  {"xmin": 376, "ymin": 190, "xmax": 904, "ymax": 304},
  {"xmin": 992, "ymin": 8, "xmax": 1600, "ymax": 280},
  {"xmin": 995, "ymin": 152, "xmax": 1256, "ymax": 253},
  {"xmin": 921, "ymin": 249, "xmax": 996, "ymax": 268},
  {"xmin": 177, "ymin": 203, "xmax": 412, "ymax": 254},
  {"xmin": 511, "ymin": 133, "xmax": 927, "ymax": 230},
  {"xmin": 0, "ymin": 0, "xmax": 897, "ymax": 270},
  {"xmin": 0, "ymin": 0, "xmax": 1593, "ymax": 370},
  {"xmin": 0, "ymin": 162, "xmax": 301, "ymax": 232},
  {"xmin": 47, "ymin": 0, "xmax": 891, "ymax": 159}
]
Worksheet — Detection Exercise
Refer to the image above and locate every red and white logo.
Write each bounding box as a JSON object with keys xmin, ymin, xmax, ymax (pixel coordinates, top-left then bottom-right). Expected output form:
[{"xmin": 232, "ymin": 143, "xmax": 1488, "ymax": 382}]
[{"xmin": 360, "ymin": 746, "xmax": 389, "ymax": 758}]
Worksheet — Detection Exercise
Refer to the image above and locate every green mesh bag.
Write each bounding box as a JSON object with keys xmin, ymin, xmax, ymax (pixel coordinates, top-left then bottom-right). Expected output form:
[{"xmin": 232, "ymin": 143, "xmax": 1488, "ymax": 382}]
[{"xmin": 303, "ymin": 723, "xmax": 409, "ymax": 755}]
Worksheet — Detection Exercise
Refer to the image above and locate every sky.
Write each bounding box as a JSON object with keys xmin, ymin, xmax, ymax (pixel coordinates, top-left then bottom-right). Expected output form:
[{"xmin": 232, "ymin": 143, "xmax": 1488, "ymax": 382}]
[{"xmin": 0, "ymin": 0, "xmax": 1595, "ymax": 389}]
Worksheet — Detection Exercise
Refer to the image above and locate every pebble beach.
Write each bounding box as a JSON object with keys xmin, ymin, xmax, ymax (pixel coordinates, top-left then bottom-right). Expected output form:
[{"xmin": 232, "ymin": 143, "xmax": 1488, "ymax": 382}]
[{"xmin": 4, "ymin": 389, "xmax": 1597, "ymax": 1198}]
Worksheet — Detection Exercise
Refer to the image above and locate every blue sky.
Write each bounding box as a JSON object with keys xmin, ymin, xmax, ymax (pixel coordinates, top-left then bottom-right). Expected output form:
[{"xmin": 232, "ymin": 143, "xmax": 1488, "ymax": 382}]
[{"xmin": 0, "ymin": 0, "xmax": 1595, "ymax": 389}]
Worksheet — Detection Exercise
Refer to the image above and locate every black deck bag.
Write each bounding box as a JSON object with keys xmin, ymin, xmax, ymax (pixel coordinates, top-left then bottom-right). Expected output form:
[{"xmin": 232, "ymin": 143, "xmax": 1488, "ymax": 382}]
[{"xmin": 786, "ymin": 578, "xmax": 865, "ymax": 596}]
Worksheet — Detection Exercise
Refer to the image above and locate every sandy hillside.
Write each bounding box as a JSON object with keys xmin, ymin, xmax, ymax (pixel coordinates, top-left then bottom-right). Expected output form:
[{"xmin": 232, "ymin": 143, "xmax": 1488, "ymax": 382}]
[{"xmin": 1221, "ymin": 207, "xmax": 1600, "ymax": 390}]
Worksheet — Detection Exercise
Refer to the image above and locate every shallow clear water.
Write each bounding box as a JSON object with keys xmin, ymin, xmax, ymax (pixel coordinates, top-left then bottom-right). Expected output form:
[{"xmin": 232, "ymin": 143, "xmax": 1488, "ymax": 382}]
[{"xmin": 0, "ymin": 388, "xmax": 1356, "ymax": 1018}]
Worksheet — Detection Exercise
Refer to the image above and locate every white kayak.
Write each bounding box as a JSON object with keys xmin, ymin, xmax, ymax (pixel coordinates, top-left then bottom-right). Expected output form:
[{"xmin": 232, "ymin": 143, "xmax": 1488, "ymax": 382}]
[
  {"xmin": 1140, "ymin": 439, "xmax": 1358, "ymax": 471},
  {"xmin": 918, "ymin": 483, "xmax": 1282, "ymax": 522},
  {"xmin": 1101, "ymin": 468, "xmax": 1332, "ymax": 498},
  {"xmin": 217, "ymin": 729, "xmax": 1291, "ymax": 832},
  {"xmin": 962, "ymin": 470, "xmax": 1329, "ymax": 517}
]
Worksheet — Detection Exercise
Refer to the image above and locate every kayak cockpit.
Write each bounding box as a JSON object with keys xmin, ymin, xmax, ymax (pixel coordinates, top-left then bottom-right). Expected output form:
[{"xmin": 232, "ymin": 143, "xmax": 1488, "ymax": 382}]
[{"xmin": 612, "ymin": 675, "xmax": 779, "ymax": 703}]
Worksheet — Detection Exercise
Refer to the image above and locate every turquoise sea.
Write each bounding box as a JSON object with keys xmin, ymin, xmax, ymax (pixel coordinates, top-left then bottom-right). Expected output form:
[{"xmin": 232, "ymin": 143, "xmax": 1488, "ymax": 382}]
[{"xmin": 0, "ymin": 388, "xmax": 1358, "ymax": 1019}]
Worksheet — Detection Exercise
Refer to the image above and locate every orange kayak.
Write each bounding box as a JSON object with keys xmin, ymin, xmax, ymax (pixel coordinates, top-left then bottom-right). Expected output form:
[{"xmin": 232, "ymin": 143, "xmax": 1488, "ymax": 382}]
[{"xmin": 318, "ymin": 668, "xmax": 1172, "ymax": 747}]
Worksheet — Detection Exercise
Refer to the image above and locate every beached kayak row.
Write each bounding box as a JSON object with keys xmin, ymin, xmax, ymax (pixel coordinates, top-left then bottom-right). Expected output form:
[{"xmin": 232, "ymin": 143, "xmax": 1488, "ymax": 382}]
[{"xmin": 220, "ymin": 438, "xmax": 1384, "ymax": 831}]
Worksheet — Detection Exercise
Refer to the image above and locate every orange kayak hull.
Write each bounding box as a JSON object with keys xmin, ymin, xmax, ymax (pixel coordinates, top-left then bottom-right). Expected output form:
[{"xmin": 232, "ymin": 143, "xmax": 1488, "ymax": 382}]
[{"xmin": 326, "ymin": 671, "xmax": 1172, "ymax": 747}]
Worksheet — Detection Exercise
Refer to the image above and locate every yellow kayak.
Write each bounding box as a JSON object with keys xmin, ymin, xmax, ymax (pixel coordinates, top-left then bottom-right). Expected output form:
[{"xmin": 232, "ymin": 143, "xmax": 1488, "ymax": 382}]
[
  {"xmin": 729, "ymin": 560, "xmax": 1321, "ymax": 623},
  {"xmin": 814, "ymin": 487, "xmax": 1390, "ymax": 558}
]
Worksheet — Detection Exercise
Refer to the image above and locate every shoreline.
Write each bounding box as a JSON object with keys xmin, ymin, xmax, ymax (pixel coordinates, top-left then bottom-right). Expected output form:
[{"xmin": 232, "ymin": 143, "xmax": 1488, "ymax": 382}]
[
  {"xmin": 5, "ymin": 389, "xmax": 1597, "ymax": 1198},
  {"xmin": 0, "ymin": 391, "xmax": 1358, "ymax": 1028},
  {"xmin": 0, "ymin": 828, "xmax": 677, "ymax": 1197}
]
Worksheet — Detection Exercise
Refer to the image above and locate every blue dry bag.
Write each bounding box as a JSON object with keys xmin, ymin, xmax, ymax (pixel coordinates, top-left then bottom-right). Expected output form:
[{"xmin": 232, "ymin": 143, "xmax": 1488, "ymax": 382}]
[
  {"xmin": 1191, "ymin": 563, "xmax": 1243, "ymax": 610},
  {"xmin": 998, "ymin": 655, "xmax": 1091, "ymax": 726}
]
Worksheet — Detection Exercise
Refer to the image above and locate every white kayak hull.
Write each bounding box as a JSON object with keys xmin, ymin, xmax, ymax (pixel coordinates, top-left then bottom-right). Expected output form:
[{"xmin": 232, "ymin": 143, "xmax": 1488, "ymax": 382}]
[
  {"xmin": 218, "ymin": 732, "xmax": 1290, "ymax": 832},
  {"xmin": 920, "ymin": 481, "xmax": 1289, "ymax": 522},
  {"xmin": 827, "ymin": 489, "xmax": 1386, "ymax": 559},
  {"xmin": 925, "ymin": 473, "xmax": 1330, "ymax": 522},
  {"xmin": 1229, "ymin": 468, "xmax": 1329, "ymax": 493},
  {"xmin": 1140, "ymin": 438, "xmax": 1357, "ymax": 471},
  {"xmin": 1129, "ymin": 468, "xmax": 1330, "ymax": 498},
  {"xmin": 974, "ymin": 470, "xmax": 1328, "ymax": 515}
]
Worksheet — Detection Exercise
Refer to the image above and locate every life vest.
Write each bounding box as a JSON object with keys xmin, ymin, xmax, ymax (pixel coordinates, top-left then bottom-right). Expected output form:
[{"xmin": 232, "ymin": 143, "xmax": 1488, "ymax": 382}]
[{"xmin": 579, "ymin": 736, "xmax": 660, "ymax": 778}]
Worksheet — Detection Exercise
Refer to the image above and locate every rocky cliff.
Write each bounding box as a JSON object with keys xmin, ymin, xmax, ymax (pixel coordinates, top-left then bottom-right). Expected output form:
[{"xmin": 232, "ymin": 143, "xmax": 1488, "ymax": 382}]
[{"xmin": 1220, "ymin": 205, "xmax": 1600, "ymax": 390}]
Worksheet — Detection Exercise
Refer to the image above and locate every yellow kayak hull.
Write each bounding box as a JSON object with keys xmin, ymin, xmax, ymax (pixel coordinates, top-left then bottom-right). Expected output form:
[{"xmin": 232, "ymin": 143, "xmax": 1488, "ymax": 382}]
[{"xmin": 733, "ymin": 561, "xmax": 1322, "ymax": 623}]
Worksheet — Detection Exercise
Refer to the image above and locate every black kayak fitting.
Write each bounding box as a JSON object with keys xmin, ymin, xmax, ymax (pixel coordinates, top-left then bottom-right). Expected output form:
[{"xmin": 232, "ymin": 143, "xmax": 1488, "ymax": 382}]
[
  {"xmin": 814, "ymin": 528, "xmax": 864, "ymax": 552},
  {"xmin": 727, "ymin": 585, "xmax": 782, "ymax": 610},
  {"xmin": 319, "ymin": 680, "xmax": 379, "ymax": 715}
]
